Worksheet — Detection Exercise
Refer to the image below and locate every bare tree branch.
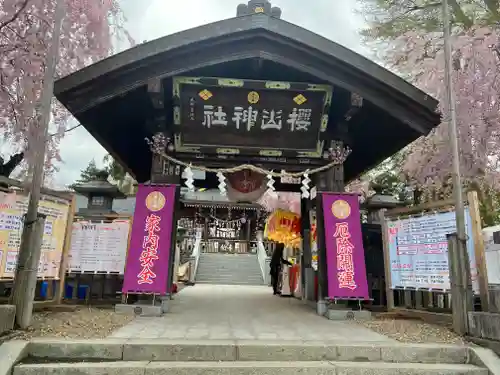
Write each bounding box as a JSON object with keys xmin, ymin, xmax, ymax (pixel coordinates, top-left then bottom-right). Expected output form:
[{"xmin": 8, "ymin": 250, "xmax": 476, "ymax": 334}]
[{"xmin": 0, "ymin": 0, "xmax": 30, "ymax": 32}]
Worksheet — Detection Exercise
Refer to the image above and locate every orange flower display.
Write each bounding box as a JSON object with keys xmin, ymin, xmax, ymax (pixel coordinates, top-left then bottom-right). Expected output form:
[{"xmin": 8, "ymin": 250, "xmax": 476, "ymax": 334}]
[{"xmin": 264, "ymin": 209, "xmax": 301, "ymax": 247}]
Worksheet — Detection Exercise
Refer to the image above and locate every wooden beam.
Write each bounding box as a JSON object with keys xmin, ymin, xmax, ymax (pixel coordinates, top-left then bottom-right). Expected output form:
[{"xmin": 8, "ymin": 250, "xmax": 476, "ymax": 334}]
[
  {"xmin": 467, "ymin": 190, "xmax": 489, "ymax": 311},
  {"xmin": 121, "ymin": 214, "xmax": 134, "ymax": 304},
  {"xmin": 381, "ymin": 211, "xmax": 395, "ymax": 310},
  {"xmin": 55, "ymin": 195, "xmax": 76, "ymax": 304},
  {"xmin": 385, "ymin": 198, "xmax": 456, "ymax": 218}
]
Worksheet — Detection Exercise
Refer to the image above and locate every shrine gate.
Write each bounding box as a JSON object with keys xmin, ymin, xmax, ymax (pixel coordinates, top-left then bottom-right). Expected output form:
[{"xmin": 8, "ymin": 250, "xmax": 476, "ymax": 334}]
[{"xmin": 54, "ymin": 1, "xmax": 440, "ymax": 312}]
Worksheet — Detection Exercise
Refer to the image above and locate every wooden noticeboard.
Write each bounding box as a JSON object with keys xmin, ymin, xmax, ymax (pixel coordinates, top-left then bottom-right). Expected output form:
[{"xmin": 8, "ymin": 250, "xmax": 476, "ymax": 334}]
[
  {"xmin": 0, "ymin": 191, "xmax": 71, "ymax": 279},
  {"xmin": 68, "ymin": 220, "xmax": 131, "ymax": 274}
]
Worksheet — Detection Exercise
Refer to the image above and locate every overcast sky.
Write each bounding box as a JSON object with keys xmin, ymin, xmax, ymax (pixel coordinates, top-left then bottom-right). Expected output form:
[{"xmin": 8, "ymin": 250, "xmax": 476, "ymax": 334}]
[{"xmin": 54, "ymin": 0, "xmax": 366, "ymax": 187}]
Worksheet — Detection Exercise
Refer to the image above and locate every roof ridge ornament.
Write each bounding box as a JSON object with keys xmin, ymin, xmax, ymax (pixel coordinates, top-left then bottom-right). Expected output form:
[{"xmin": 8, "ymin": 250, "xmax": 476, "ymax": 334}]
[{"xmin": 237, "ymin": 0, "xmax": 282, "ymax": 18}]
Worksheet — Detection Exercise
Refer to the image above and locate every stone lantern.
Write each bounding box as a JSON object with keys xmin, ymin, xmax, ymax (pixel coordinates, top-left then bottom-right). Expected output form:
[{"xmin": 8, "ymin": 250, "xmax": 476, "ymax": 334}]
[{"xmin": 73, "ymin": 170, "xmax": 126, "ymax": 219}]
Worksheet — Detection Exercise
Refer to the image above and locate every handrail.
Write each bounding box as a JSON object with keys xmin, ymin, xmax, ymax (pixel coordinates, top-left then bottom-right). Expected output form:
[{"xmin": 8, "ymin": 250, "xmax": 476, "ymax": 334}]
[
  {"xmin": 189, "ymin": 230, "xmax": 203, "ymax": 282},
  {"xmin": 256, "ymin": 231, "xmax": 269, "ymax": 282}
]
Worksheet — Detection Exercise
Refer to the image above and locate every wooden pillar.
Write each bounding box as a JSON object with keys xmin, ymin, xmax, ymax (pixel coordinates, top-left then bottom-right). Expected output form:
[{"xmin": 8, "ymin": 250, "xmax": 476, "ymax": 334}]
[
  {"xmin": 448, "ymin": 233, "xmax": 473, "ymax": 335},
  {"xmin": 381, "ymin": 210, "xmax": 395, "ymax": 310},
  {"xmin": 246, "ymin": 218, "xmax": 251, "ymax": 242},
  {"xmin": 150, "ymin": 135, "xmax": 182, "ymax": 296},
  {"xmin": 467, "ymin": 190, "xmax": 489, "ymax": 311},
  {"xmin": 55, "ymin": 195, "xmax": 76, "ymax": 304},
  {"xmin": 204, "ymin": 216, "xmax": 209, "ymax": 241}
]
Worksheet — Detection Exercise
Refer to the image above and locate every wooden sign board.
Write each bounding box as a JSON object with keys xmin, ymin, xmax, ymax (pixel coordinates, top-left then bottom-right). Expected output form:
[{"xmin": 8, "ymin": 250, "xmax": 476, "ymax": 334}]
[{"xmin": 172, "ymin": 76, "xmax": 332, "ymax": 158}]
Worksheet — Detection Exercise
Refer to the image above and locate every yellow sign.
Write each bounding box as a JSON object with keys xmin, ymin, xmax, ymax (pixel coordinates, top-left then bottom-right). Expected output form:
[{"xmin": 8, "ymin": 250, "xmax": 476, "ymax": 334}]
[
  {"xmin": 254, "ymin": 6, "xmax": 265, "ymax": 13},
  {"xmin": 145, "ymin": 191, "xmax": 166, "ymax": 212},
  {"xmin": 0, "ymin": 191, "xmax": 70, "ymax": 279},
  {"xmin": 332, "ymin": 199, "xmax": 351, "ymax": 220}
]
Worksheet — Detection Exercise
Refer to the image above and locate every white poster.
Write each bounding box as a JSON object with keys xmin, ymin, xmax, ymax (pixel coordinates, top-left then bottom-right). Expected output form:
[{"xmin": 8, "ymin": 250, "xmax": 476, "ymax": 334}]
[
  {"xmin": 483, "ymin": 225, "xmax": 500, "ymax": 285},
  {"xmin": 68, "ymin": 221, "xmax": 130, "ymax": 274},
  {"xmin": 386, "ymin": 209, "xmax": 478, "ymax": 291}
]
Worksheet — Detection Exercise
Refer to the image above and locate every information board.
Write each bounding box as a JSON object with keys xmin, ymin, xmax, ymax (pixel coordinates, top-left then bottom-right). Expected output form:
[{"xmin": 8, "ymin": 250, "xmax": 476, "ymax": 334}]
[
  {"xmin": 68, "ymin": 220, "xmax": 130, "ymax": 274},
  {"xmin": 0, "ymin": 191, "xmax": 71, "ymax": 279},
  {"xmin": 482, "ymin": 225, "xmax": 500, "ymax": 285},
  {"xmin": 386, "ymin": 209, "xmax": 479, "ymax": 291}
]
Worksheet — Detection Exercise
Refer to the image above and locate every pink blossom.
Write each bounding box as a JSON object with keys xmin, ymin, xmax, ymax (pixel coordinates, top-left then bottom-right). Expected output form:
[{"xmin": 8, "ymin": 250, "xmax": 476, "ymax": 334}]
[
  {"xmin": 385, "ymin": 27, "xmax": 500, "ymax": 190},
  {"xmin": 0, "ymin": 0, "xmax": 132, "ymax": 175}
]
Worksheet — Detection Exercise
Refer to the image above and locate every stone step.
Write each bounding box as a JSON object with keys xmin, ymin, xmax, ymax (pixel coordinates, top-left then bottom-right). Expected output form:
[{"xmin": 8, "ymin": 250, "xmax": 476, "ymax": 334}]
[
  {"xmin": 196, "ymin": 274, "xmax": 262, "ymax": 280},
  {"xmin": 196, "ymin": 274, "xmax": 263, "ymax": 279},
  {"xmin": 195, "ymin": 275, "xmax": 263, "ymax": 280},
  {"xmin": 197, "ymin": 263, "xmax": 261, "ymax": 267},
  {"xmin": 198, "ymin": 263, "xmax": 261, "ymax": 267},
  {"xmin": 196, "ymin": 272, "xmax": 263, "ymax": 277},
  {"xmin": 198, "ymin": 258, "xmax": 260, "ymax": 262},
  {"xmin": 199, "ymin": 262, "xmax": 260, "ymax": 264},
  {"xmin": 196, "ymin": 281, "xmax": 265, "ymax": 286},
  {"xmin": 14, "ymin": 361, "xmax": 487, "ymax": 375},
  {"xmin": 196, "ymin": 252, "xmax": 263, "ymax": 285},
  {"xmin": 196, "ymin": 273, "xmax": 262, "ymax": 277},
  {"xmin": 198, "ymin": 264, "xmax": 260, "ymax": 268},
  {"xmin": 25, "ymin": 340, "xmax": 472, "ymax": 364}
]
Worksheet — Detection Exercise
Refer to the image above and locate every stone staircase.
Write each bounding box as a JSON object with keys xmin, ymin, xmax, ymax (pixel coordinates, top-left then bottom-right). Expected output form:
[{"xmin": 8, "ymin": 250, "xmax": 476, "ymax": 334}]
[
  {"xmin": 9, "ymin": 340, "xmax": 497, "ymax": 375},
  {"xmin": 195, "ymin": 253, "xmax": 264, "ymax": 285}
]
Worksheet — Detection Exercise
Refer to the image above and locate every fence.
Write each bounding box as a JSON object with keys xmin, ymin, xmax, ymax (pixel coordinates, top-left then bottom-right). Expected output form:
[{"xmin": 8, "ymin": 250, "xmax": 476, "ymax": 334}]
[{"xmin": 381, "ymin": 191, "xmax": 488, "ymax": 323}]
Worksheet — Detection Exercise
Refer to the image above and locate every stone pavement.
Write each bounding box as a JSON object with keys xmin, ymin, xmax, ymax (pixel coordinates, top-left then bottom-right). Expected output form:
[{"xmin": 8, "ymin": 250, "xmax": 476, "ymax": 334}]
[{"xmin": 110, "ymin": 284, "xmax": 393, "ymax": 342}]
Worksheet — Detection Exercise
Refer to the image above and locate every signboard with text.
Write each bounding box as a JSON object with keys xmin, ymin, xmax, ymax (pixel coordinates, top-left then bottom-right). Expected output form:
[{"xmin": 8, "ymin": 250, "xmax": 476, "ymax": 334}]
[
  {"xmin": 122, "ymin": 185, "xmax": 178, "ymax": 295},
  {"xmin": 321, "ymin": 193, "xmax": 369, "ymax": 300},
  {"xmin": 386, "ymin": 209, "xmax": 479, "ymax": 291},
  {"xmin": 68, "ymin": 220, "xmax": 130, "ymax": 274},
  {"xmin": 173, "ymin": 76, "xmax": 332, "ymax": 157},
  {"xmin": 0, "ymin": 191, "xmax": 70, "ymax": 279}
]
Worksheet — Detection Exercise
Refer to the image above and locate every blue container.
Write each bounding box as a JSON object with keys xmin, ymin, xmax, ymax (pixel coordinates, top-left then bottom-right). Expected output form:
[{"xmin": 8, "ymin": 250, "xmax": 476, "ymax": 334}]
[
  {"xmin": 78, "ymin": 285, "xmax": 89, "ymax": 300},
  {"xmin": 40, "ymin": 281, "xmax": 48, "ymax": 298},
  {"xmin": 64, "ymin": 284, "xmax": 73, "ymax": 299}
]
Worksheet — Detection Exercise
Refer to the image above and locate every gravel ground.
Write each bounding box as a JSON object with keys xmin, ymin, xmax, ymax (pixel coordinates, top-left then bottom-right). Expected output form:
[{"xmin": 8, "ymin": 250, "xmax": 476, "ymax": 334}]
[
  {"xmin": 8, "ymin": 306, "xmax": 135, "ymax": 341},
  {"xmin": 352, "ymin": 316, "xmax": 465, "ymax": 344}
]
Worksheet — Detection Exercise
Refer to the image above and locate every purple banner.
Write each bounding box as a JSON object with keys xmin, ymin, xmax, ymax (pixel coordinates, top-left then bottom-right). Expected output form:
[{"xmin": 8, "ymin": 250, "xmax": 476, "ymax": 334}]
[
  {"xmin": 122, "ymin": 185, "xmax": 177, "ymax": 294},
  {"xmin": 321, "ymin": 193, "xmax": 369, "ymax": 300}
]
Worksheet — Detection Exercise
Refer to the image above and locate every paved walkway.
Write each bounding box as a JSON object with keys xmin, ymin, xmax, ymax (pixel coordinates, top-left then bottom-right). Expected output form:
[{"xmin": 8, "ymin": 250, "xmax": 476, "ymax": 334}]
[{"xmin": 110, "ymin": 284, "xmax": 393, "ymax": 342}]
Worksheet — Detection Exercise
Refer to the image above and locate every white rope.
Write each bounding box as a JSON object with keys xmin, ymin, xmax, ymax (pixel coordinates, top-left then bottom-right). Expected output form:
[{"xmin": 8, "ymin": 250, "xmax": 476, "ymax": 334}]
[{"xmin": 155, "ymin": 150, "xmax": 345, "ymax": 178}]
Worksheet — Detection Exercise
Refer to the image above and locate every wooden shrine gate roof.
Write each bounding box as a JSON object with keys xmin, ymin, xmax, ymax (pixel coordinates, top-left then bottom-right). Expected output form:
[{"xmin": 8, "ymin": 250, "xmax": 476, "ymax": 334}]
[{"xmin": 54, "ymin": 13, "xmax": 440, "ymax": 185}]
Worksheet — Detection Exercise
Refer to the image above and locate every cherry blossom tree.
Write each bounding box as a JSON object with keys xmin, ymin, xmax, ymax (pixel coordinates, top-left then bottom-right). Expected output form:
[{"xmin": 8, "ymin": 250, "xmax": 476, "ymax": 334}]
[
  {"xmin": 354, "ymin": 0, "xmax": 500, "ymax": 224},
  {"xmin": 391, "ymin": 27, "xmax": 500, "ymax": 223},
  {"xmin": 0, "ymin": 0, "xmax": 132, "ymax": 175}
]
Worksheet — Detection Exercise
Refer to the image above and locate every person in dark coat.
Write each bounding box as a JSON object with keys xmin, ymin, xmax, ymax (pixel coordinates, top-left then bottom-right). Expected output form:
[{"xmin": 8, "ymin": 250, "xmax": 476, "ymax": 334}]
[{"xmin": 269, "ymin": 242, "xmax": 292, "ymax": 295}]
